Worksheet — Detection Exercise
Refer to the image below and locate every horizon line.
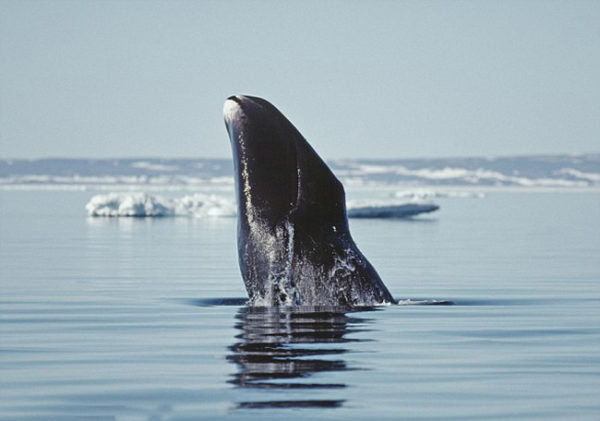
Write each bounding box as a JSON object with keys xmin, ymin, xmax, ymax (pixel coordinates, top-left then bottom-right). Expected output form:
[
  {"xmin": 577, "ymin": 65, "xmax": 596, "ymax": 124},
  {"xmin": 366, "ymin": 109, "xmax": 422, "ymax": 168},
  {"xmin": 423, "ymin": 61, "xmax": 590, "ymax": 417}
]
[{"xmin": 1, "ymin": 151, "xmax": 599, "ymax": 162}]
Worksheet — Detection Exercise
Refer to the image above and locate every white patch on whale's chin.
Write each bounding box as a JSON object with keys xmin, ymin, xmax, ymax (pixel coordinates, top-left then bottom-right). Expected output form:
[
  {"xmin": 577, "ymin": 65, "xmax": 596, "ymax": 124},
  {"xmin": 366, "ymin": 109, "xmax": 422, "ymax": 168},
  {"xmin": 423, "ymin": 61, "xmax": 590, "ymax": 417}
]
[{"xmin": 223, "ymin": 98, "xmax": 242, "ymax": 125}]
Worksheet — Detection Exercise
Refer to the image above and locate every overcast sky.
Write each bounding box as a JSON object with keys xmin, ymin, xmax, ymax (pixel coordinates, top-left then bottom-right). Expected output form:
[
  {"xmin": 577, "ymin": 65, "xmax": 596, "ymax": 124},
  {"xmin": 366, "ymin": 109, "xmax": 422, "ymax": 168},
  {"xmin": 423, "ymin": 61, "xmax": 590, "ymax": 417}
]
[{"xmin": 1, "ymin": 0, "xmax": 598, "ymax": 160}]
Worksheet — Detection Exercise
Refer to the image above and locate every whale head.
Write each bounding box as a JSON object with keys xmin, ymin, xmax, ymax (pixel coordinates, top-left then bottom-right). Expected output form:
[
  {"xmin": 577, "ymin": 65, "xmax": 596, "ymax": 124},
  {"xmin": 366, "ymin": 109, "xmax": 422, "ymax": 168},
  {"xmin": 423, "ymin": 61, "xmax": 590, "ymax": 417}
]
[
  {"xmin": 223, "ymin": 95, "xmax": 393, "ymax": 306},
  {"xmin": 223, "ymin": 95, "xmax": 347, "ymax": 233}
]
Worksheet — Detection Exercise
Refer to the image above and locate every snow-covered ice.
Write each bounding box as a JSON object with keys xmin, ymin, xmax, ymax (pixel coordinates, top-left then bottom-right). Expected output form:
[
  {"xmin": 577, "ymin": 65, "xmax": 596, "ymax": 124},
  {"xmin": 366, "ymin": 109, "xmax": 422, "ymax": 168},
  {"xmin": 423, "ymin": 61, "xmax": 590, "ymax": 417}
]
[{"xmin": 86, "ymin": 193, "xmax": 439, "ymax": 219}]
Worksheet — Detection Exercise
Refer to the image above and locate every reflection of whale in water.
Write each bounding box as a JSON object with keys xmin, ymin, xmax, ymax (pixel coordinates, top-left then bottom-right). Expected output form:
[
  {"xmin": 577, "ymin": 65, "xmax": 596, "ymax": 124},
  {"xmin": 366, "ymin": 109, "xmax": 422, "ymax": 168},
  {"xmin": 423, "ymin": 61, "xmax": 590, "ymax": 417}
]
[
  {"xmin": 224, "ymin": 95, "xmax": 394, "ymax": 307},
  {"xmin": 227, "ymin": 307, "xmax": 374, "ymax": 409}
]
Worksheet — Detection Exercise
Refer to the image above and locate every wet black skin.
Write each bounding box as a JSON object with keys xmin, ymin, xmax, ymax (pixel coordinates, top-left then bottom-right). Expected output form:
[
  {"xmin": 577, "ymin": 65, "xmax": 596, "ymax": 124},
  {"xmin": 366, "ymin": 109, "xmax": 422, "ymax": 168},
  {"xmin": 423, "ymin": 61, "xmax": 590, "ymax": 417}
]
[{"xmin": 224, "ymin": 95, "xmax": 394, "ymax": 307}]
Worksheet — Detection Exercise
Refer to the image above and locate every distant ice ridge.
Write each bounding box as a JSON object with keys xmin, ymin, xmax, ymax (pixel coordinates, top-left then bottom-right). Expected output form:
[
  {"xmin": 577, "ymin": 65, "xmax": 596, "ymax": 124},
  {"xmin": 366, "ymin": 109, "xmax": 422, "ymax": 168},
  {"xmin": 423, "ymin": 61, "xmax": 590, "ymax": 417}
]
[
  {"xmin": 556, "ymin": 168, "xmax": 600, "ymax": 182},
  {"xmin": 346, "ymin": 164, "xmax": 594, "ymax": 187},
  {"xmin": 86, "ymin": 193, "xmax": 439, "ymax": 219},
  {"xmin": 2, "ymin": 155, "xmax": 599, "ymax": 189},
  {"xmin": 85, "ymin": 193, "xmax": 236, "ymax": 217},
  {"xmin": 392, "ymin": 189, "xmax": 485, "ymax": 200},
  {"xmin": 0, "ymin": 174, "xmax": 231, "ymax": 188},
  {"xmin": 130, "ymin": 161, "xmax": 179, "ymax": 172}
]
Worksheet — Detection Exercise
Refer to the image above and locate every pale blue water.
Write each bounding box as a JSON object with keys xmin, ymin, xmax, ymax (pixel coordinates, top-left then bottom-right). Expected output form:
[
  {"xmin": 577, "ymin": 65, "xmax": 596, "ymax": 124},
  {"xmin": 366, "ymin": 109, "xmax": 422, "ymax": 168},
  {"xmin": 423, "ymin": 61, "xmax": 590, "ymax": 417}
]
[{"xmin": 1, "ymin": 190, "xmax": 599, "ymax": 420}]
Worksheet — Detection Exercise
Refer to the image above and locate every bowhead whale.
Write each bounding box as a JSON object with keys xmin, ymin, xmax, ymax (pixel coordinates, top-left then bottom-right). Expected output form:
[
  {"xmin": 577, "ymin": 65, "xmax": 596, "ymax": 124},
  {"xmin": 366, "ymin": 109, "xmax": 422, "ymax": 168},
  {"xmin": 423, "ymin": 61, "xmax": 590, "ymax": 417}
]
[{"xmin": 223, "ymin": 95, "xmax": 394, "ymax": 307}]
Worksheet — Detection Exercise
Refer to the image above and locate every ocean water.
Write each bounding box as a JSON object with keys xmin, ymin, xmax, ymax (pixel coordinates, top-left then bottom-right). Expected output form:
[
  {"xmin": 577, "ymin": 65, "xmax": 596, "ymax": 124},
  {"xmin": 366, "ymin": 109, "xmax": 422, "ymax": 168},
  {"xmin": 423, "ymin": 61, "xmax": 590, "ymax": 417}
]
[{"xmin": 1, "ymin": 189, "xmax": 599, "ymax": 420}]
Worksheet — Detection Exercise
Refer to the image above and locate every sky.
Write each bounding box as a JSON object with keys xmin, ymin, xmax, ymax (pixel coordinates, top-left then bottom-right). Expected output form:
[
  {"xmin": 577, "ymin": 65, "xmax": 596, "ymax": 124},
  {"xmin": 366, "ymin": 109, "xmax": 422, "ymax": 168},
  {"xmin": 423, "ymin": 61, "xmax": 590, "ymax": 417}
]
[{"xmin": 1, "ymin": 0, "xmax": 598, "ymax": 160}]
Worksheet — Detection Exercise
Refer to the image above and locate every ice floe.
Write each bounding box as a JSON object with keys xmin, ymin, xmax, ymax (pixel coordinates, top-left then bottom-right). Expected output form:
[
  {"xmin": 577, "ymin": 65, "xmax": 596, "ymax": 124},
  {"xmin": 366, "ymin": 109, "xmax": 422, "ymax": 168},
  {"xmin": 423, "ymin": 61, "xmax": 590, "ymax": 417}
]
[
  {"xmin": 85, "ymin": 193, "xmax": 236, "ymax": 217},
  {"xmin": 86, "ymin": 193, "xmax": 439, "ymax": 219}
]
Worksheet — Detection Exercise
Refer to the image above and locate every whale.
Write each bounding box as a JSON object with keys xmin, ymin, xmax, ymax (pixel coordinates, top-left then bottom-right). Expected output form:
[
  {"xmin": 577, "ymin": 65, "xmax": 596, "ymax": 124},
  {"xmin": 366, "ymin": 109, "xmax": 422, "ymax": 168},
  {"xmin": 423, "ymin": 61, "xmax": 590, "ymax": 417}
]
[{"xmin": 223, "ymin": 95, "xmax": 394, "ymax": 307}]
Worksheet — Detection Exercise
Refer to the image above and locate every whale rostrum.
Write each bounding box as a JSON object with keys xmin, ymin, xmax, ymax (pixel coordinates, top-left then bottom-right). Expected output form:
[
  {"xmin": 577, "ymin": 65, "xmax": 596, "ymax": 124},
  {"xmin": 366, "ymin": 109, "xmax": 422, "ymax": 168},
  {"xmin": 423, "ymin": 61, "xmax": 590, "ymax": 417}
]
[{"xmin": 224, "ymin": 95, "xmax": 395, "ymax": 307}]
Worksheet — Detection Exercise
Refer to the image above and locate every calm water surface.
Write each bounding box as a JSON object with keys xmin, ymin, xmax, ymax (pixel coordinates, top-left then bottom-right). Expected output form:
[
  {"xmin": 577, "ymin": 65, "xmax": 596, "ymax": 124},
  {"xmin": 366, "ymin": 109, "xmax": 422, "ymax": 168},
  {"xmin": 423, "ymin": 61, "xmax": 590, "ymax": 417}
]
[{"xmin": 1, "ymin": 190, "xmax": 599, "ymax": 420}]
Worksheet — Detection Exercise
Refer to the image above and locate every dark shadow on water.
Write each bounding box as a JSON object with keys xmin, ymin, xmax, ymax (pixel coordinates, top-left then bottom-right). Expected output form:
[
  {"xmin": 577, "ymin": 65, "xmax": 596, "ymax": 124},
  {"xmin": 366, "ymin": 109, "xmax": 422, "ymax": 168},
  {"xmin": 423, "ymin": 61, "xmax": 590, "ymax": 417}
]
[
  {"xmin": 227, "ymin": 306, "xmax": 377, "ymax": 410},
  {"xmin": 237, "ymin": 399, "xmax": 345, "ymax": 409},
  {"xmin": 186, "ymin": 297, "xmax": 248, "ymax": 306}
]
